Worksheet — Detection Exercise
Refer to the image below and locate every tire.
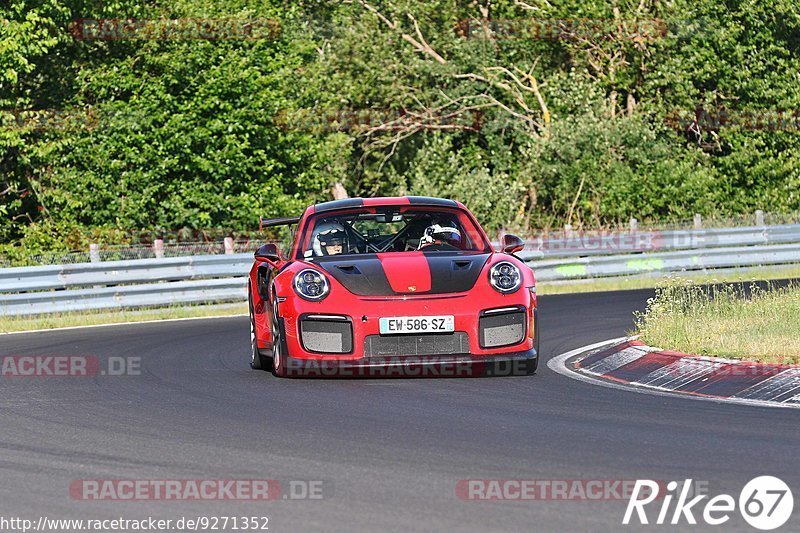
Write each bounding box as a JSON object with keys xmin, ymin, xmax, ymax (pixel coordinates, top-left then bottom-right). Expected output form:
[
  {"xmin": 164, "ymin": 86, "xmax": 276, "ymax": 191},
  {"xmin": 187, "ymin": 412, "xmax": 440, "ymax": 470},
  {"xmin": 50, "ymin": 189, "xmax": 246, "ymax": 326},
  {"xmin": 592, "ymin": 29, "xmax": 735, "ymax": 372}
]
[
  {"xmin": 249, "ymin": 287, "xmax": 270, "ymax": 371},
  {"xmin": 271, "ymin": 301, "xmax": 287, "ymax": 378},
  {"xmin": 527, "ymin": 308, "xmax": 541, "ymax": 375},
  {"xmin": 525, "ymin": 357, "xmax": 538, "ymax": 375}
]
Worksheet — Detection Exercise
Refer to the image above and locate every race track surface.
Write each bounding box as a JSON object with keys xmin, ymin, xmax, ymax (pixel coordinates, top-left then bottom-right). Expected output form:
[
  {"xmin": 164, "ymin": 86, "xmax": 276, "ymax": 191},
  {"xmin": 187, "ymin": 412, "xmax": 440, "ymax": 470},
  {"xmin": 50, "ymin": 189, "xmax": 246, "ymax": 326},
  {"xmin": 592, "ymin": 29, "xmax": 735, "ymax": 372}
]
[{"xmin": 1, "ymin": 289, "xmax": 798, "ymax": 532}]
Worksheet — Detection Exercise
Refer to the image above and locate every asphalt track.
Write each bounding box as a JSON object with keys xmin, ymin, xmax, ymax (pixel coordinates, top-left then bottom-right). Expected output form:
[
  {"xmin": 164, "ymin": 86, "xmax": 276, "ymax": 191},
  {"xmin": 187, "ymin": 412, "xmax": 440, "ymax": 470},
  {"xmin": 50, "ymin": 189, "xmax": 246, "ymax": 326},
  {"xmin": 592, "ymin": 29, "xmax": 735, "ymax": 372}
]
[{"xmin": 1, "ymin": 289, "xmax": 798, "ymax": 532}]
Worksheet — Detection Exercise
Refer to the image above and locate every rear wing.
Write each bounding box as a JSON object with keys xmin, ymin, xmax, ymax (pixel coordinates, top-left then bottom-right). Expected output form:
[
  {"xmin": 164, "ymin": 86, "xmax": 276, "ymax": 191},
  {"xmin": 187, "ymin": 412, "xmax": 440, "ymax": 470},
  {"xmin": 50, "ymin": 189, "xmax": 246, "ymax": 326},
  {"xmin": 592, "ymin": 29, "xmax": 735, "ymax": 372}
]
[{"xmin": 259, "ymin": 216, "xmax": 301, "ymax": 231}]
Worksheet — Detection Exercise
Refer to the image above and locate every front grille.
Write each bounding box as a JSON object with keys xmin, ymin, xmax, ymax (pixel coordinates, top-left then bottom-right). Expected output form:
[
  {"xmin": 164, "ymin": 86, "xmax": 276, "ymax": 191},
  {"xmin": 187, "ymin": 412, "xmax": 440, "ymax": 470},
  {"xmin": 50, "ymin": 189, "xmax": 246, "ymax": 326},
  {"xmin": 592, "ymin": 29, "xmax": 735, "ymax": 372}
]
[
  {"xmin": 300, "ymin": 317, "xmax": 353, "ymax": 354},
  {"xmin": 479, "ymin": 309, "xmax": 526, "ymax": 348},
  {"xmin": 364, "ymin": 332, "xmax": 470, "ymax": 357}
]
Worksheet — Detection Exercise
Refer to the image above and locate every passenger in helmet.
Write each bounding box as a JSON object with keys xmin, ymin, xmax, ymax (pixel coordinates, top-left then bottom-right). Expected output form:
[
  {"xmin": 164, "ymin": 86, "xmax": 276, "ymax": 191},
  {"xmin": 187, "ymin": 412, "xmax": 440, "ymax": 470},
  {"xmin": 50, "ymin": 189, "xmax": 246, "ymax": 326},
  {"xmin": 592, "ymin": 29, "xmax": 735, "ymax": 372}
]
[
  {"xmin": 312, "ymin": 221, "xmax": 347, "ymax": 256},
  {"xmin": 417, "ymin": 223, "xmax": 462, "ymax": 250}
]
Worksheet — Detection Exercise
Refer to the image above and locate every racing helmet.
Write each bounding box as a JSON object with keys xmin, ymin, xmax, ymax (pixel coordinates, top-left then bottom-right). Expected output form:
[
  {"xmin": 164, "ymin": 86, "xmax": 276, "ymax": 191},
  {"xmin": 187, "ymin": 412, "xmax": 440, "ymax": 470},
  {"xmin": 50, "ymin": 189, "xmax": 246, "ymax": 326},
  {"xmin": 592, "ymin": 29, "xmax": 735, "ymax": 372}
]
[
  {"xmin": 417, "ymin": 223, "xmax": 462, "ymax": 250},
  {"xmin": 312, "ymin": 221, "xmax": 347, "ymax": 256}
]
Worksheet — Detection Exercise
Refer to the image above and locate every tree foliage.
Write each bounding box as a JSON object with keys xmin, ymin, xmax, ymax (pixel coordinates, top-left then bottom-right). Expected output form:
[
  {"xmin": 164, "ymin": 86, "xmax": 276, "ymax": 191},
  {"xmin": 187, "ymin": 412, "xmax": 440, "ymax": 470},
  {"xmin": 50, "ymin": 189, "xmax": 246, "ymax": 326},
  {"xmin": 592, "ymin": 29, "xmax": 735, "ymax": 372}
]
[{"xmin": 1, "ymin": 0, "xmax": 799, "ymax": 253}]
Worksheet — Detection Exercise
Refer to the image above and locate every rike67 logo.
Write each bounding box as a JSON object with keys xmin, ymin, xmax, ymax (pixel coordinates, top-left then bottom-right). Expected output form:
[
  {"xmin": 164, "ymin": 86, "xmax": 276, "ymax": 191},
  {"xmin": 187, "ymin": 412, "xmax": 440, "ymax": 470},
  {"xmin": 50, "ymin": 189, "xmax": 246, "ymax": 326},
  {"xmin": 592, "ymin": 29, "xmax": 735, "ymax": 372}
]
[{"xmin": 624, "ymin": 476, "xmax": 794, "ymax": 530}]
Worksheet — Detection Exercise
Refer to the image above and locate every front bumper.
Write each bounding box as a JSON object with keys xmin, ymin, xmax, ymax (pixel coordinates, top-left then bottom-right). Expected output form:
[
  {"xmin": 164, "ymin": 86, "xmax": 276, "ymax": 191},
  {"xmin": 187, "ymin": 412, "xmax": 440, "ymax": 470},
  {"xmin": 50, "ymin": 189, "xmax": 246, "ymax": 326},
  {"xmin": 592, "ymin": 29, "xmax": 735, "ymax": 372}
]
[
  {"xmin": 267, "ymin": 287, "xmax": 538, "ymax": 359},
  {"xmin": 279, "ymin": 346, "xmax": 538, "ymax": 378},
  {"xmin": 254, "ymin": 274, "xmax": 540, "ymax": 377}
]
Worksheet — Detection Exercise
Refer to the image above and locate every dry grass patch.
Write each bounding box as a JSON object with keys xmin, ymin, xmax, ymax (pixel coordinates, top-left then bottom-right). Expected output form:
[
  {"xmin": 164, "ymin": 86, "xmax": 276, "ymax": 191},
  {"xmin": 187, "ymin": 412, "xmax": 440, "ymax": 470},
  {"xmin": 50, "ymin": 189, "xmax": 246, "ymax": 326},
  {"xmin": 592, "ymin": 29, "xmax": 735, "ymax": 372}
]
[{"xmin": 635, "ymin": 279, "xmax": 800, "ymax": 364}]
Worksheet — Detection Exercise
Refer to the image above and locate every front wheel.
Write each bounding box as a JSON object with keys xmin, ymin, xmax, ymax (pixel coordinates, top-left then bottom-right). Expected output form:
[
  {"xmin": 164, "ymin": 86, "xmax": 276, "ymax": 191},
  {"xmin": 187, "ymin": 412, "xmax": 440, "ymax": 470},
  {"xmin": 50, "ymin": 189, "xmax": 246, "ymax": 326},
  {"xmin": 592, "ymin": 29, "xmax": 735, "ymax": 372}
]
[
  {"xmin": 528, "ymin": 309, "xmax": 540, "ymax": 375},
  {"xmin": 271, "ymin": 301, "xmax": 287, "ymax": 378},
  {"xmin": 249, "ymin": 287, "xmax": 270, "ymax": 371}
]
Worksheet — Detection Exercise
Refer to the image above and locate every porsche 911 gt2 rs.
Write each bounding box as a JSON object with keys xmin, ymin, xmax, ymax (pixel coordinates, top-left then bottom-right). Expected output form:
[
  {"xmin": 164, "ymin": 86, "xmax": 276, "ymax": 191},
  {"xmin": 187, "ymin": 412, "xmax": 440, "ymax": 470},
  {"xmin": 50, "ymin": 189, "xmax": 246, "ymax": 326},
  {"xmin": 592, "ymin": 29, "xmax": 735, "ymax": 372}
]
[{"xmin": 248, "ymin": 196, "xmax": 538, "ymax": 377}]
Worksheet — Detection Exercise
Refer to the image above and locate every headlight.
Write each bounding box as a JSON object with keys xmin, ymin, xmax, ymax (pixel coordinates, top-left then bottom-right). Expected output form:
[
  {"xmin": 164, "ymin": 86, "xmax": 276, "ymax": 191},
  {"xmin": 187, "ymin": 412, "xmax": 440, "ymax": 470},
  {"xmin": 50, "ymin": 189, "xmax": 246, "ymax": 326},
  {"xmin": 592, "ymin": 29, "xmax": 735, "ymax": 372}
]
[
  {"xmin": 293, "ymin": 268, "xmax": 330, "ymax": 301},
  {"xmin": 489, "ymin": 261, "xmax": 522, "ymax": 294}
]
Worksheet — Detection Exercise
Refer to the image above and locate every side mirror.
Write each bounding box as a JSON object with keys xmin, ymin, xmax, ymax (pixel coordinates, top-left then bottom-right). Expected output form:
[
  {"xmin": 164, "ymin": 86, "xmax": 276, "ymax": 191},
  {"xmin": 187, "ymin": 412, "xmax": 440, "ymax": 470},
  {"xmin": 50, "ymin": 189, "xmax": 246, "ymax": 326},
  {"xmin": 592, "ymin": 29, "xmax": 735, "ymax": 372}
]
[
  {"xmin": 254, "ymin": 243, "xmax": 281, "ymax": 263},
  {"xmin": 502, "ymin": 234, "xmax": 525, "ymax": 254}
]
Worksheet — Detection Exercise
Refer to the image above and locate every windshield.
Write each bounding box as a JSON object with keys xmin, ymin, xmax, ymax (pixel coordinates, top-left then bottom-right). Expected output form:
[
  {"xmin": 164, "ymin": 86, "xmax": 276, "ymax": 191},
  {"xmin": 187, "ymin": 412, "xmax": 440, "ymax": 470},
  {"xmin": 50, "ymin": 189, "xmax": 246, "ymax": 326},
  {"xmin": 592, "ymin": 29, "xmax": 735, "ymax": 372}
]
[{"xmin": 297, "ymin": 207, "xmax": 491, "ymax": 259}]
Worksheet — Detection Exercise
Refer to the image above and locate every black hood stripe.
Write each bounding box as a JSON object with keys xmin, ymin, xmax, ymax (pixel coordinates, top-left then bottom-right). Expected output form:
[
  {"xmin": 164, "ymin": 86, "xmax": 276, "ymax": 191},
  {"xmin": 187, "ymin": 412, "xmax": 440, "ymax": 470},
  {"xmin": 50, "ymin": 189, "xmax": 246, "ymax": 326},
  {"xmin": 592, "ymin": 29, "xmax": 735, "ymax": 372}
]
[
  {"xmin": 317, "ymin": 255, "xmax": 394, "ymax": 296},
  {"xmin": 425, "ymin": 253, "xmax": 489, "ymax": 294}
]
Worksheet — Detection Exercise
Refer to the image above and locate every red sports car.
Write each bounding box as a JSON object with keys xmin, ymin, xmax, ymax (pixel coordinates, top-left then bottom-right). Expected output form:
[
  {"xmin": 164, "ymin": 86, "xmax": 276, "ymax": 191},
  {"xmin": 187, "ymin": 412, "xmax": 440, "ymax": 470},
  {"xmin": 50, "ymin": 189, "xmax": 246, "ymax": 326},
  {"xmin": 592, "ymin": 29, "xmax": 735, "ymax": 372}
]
[{"xmin": 248, "ymin": 196, "xmax": 539, "ymax": 377}]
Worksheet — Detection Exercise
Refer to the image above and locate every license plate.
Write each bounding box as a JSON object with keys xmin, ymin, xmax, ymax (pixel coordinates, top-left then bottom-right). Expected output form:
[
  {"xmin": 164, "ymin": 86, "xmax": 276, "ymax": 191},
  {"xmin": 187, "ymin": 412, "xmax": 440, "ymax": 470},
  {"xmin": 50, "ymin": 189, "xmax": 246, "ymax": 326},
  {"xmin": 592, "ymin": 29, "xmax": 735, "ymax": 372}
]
[{"xmin": 379, "ymin": 315, "xmax": 455, "ymax": 335}]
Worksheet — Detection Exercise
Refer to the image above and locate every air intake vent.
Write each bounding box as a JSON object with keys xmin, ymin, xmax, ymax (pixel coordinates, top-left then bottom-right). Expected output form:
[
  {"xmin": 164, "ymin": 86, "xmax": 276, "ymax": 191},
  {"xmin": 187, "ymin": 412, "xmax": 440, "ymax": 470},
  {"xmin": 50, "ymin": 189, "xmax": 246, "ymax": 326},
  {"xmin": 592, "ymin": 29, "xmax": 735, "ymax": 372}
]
[
  {"xmin": 364, "ymin": 332, "xmax": 469, "ymax": 357},
  {"xmin": 479, "ymin": 309, "xmax": 526, "ymax": 348},
  {"xmin": 300, "ymin": 316, "xmax": 353, "ymax": 354}
]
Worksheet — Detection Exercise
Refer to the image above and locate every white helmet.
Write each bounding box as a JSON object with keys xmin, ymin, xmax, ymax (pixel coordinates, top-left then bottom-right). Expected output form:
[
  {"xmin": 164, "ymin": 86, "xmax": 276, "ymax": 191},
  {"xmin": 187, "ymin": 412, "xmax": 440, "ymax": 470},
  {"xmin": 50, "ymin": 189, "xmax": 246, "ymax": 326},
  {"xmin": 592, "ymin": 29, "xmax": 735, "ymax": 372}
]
[
  {"xmin": 418, "ymin": 224, "xmax": 462, "ymax": 250},
  {"xmin": 312, "ymin": 221, "xmax": 347, "ymax": 256}
]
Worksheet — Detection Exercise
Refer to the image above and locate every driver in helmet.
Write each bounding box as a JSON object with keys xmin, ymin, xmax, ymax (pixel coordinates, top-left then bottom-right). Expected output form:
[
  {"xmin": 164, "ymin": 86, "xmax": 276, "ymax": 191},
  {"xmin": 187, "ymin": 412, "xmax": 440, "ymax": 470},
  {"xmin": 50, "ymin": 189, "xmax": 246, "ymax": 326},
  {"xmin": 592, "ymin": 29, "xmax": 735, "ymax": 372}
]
[
  {"xmin": 312, "ymin": 221, "xmax": 347, "ymax": 256},
  {"xmin": 417, "ymin": 223, "xmax": 462, "ymax": 250}
]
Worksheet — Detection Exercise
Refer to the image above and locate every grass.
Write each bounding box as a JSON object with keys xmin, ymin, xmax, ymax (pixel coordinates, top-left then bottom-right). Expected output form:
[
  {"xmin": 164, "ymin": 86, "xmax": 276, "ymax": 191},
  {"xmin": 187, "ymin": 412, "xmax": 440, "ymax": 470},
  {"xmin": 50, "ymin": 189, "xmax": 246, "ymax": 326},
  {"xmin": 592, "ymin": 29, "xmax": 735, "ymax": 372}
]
[
  {"xmin": 0, "ymin": 303, "xmax": 248, "ymax": 334},
  {"xmin": 635, "ymin": 278, "xmax": 800, "ymax": 364}
]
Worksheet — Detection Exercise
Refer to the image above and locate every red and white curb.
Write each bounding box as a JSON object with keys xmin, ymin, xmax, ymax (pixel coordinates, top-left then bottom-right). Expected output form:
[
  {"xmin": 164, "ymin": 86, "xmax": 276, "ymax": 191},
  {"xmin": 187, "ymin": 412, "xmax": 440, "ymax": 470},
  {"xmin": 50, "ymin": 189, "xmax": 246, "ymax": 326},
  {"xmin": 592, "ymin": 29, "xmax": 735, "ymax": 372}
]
[{"xmin": 548, "ymin": 338, "xmax": 800, "ymax": 409}]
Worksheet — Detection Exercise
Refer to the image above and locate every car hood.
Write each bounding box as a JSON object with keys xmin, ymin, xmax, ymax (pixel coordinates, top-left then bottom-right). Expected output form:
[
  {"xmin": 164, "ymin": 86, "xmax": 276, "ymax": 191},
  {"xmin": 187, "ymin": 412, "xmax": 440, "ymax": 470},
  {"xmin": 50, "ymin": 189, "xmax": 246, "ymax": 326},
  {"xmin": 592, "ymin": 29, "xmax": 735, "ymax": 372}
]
[{"xmin": 314, "ymin": 252, "xmax": 492, "ymax": 296}]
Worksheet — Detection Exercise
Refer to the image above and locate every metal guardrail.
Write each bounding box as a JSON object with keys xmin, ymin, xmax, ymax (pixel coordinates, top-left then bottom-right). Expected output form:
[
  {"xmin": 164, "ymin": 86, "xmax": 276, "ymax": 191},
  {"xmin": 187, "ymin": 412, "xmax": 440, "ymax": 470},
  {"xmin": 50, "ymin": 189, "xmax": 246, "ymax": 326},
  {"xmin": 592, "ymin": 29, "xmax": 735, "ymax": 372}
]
[
  {"xmin": 531, "ymin": 242, "xmax": 800, "ymax": 281},
  {"xmin": 1, "ymin": 224, "xmax": 799, "ymax": 316},
  {"xmin": 0, "ymin": 279, "xmax": 247, "ymax": 316},
  {"xmin": 0, "ymin": 255, "xmax": 251, "ymax": 316},
  {"xmin": 512, "ymin": 223, "xmax": 800, "ymax": 260},
  {"xmin": 0, "ymin": 254, "xmax": 251, "ymax": 292}
]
